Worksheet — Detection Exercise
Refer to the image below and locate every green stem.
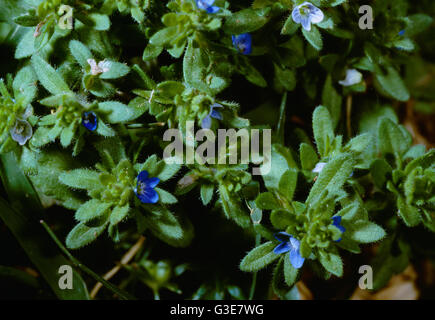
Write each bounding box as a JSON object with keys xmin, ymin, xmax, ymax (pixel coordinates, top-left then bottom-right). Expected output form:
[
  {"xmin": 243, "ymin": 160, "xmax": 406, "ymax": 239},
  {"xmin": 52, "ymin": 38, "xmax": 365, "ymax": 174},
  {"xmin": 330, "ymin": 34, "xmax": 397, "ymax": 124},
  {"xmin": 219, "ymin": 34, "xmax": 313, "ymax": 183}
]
[
  {"xmin": 40, "ymin": 220, "xmax": 136, "ymax": 300},
  {"xmin": 248, "ymin": 233, "xmax": 261, "ymax": 300},
  {"xmin": 276, "ymin": 92, "xmax": 288, "ymax": 145}
]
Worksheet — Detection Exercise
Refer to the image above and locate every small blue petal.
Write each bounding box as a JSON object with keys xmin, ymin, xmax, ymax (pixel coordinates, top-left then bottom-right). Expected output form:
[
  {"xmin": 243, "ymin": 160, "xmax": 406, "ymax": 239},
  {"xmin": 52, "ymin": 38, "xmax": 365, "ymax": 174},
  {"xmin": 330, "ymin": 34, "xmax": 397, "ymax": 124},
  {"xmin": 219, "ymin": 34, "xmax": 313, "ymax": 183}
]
[
  {"xmin": 137, "ymin": 170, "xmax": 149, "ymax": 183},
  {"xmin": 274, "ymin": 242, "xmax": 292, "ymax": 254},
  {"xmin": 291, "ymin": 7, "xmax": 302, "ymax": 23},
  {"xmin": 201, "ymin": 115, "xmax": 212, "ymax": 129},
  {"xmin": 274, "ymin": 232, "xmax": 291, "ymax": 242},
  {"xmin": 289, "ymin": 247, "xmax": 305, "ymax": 269},
  {"xmin": 82, "ymin": 111, "xmax": 98, "ymax": 131},
  {"xmin": 332, "ymin": 216, "xmax": 346, "ymax": 241},
  {"xmin": 146, "ymin": 177, "xmax": 160, "ymax": 188},
  {"xmin": 300, "ymin": 15, "xmax": 311, "ymax": 31},
  {"xmin": 136, "ymin": 187, "xmax": 159, "ymax": 204},
  {"xmin": 210, "ymin": 109, "xmax": 223, "ymax": 120},
  {"xmin": 399, "ymin": 30, "xmax": 405, "ymax": 36},
  {"xmin": 232, "ymin": 33, "xmax": 252, "ymax": 55},
  {"xmin": 197, "ymin": 0, "xmax": 219, "ymax": 14},
  {"xmin": 332, "ymin": 216, "xmax": 342, "ymax": 225},
  {"xmin": 135, "ymin": 171, "xmax": 160, "ymax": 204},
  {"xmin": 206, "ymin": 6, "xmax": 220, "ymax": 14}
]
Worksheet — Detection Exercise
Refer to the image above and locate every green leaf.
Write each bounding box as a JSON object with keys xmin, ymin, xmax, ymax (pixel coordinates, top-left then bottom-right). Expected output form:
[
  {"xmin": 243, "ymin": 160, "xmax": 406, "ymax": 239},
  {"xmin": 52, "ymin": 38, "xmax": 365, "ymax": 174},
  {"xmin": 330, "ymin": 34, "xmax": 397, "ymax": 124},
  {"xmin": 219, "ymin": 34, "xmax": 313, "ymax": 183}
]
[
  {"xmin": 270, "ymin": 209, "xmax": 296, "ymax": 230},
  {"xmin": 240, "ymin": 241, "xmax": 279, "ymax": 272},
  {"xmin": 31, "ymin": 55, "xmax": 70, "ymax": 95},
  {"xmin": 397, "ymin": 196, "xmax": 421, "ymax": 227},
  {"xmin": 370, "ymin": 159, "xmax": 392, "ymax": 189},
  {"xmin": 350, "ymin": 221, "xmax": 386, "ymax": 243},
  {"xmin": 183, "ymin": 40, "xmax": 212, "ymax": 94},
  {"xmin": 377, "ymin": 118, "xmax": 410, "ymax": 156},
  {"xmin": 143, "ymin": 43, "xmax": 163, "ymax": 61},
  {"xmin": 99, "ymin": 61, "xmax": 130, "ymax": 79},
  {"xmin": 14, "ymin": 14, "xmax": 39, "ymax": 26},
  {"xmin": 278, "ymin": 169, "xmax": 297, "ymax": 201},
  {"xmin": 307, "ymin": 154, "xmax": 354, "ymax": 205},
  {"xmin": 75, "ymin": 199, "xmax": 111, "ymax": 223},
  {"xmin": 110, "ymin": 204, "xmax": 129, "ymax": 226},
  {"xmin": 375, "ymin": 65, "xmax": 410, "ymax": 102},
  {"xmin": 200, "ymin": 184, "xmax": 214, "ymax": 205},
  {"xmin": 404, "ymin": 14, "xmax": 433, "ymax": 36},
  {"xmin": 69, "ymin": 40, "xmax": 93, "ymax": 68},
  {"xmin": 300, "ymin": 143, "xmax": 319, "ymax": 171},
  {"xmin": 302, "ymin": 25, "xmax": 323, "ymax": 51},
  {"xmin": 15, "ymin": 29, "xmax": 35, "ymax": 59},
  {"xmin": 149, "ymin": 26, "xmax": 178, "ymax": 47},
  {"xmin": 346, "ymin": 133, "xmax": 372, "ymax": 153},
  {"xmin": 143, "ymin": 207, "xmax": 188, "ymax": 246},
  {"xmin": 59, "ymin": 169, "xmax": 100, "ymax": 191},
  {"xmin": 281, "ymin": 15, "xmax": 299, "ymax": 35},
  {"xmin": 318, "ymin": 249, "xmax": 343, "ymax": 277},
  {"xmin": 313, "ymin": 106, "xmax": 334, "ymax": 157},
  {"xmin": 284, "ymin": 254, "xmax": 299, "ymax": 286},
  {"xmin": 223, "ymin": 8, "xmax": 270, "ymax": 34},
  {"xmin": 274, "ymin": 64, "xmax": 296, "ymax": 91},
  {"xmin": 219, "ymin": 184, "xmax": 251, "ymax": 228},
  {"xmin": 13, "ymin": 65, "xmax": 37, "ymax": 105},
  {"xmin": 155, "ymin": 187, "xmax": 178, "ymax": 204},
  {"xmin": 255, "ymin": 192, "xmax": 281, "ymax": 210},
  {"xmin": 99, "ymin": 101, "xmax": 143, "ymax": 123},
  {"xmin": 66, "ymin": 220, "xmax": 108, "ymax": 249}
]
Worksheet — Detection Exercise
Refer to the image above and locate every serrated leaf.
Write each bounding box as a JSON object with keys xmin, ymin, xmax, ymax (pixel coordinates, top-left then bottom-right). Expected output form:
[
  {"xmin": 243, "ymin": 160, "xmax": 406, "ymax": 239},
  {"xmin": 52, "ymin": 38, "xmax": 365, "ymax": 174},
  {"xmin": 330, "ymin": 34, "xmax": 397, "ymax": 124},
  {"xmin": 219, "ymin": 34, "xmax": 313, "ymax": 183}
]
[
  {"xmin": 350, "ymin": 221, "xmax": 386, "ymax": 243},
  {"xmin": 240, "ymin": 241, "xmax": 279, "ymax": 272},
  {"xmin": 31, "ymin": 55, "xmax": 70, "ymax": 95}
]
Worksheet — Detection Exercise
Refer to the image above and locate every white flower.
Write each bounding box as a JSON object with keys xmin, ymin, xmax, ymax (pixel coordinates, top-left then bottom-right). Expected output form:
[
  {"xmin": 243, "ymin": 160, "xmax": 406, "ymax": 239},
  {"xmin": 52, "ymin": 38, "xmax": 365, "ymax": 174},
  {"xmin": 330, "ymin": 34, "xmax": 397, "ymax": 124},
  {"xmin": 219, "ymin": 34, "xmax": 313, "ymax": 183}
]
[
  {"xmin": 87, "ymin": 59, "xmax": 111, "ymax": 76},
  {"xmin": 291, "ymin": 2, "xmax": 324, "ymax": 31},
  {"xmin": 339, "ymin": 69, "xmax": 363, "ymax": 87},
  {"xmin": 312, "ymin": 162, "xmax": 327, "ymax": 173}
]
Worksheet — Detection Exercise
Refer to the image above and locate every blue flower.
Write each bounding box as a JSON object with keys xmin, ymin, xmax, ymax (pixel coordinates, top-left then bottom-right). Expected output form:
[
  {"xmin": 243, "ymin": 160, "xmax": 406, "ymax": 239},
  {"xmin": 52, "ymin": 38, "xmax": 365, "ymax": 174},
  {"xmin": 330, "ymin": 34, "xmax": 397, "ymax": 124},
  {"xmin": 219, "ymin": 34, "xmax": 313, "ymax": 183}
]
[
  {"xmin": 291, "ymin": 2, "xmax": 324, "ymax": 31},
  {"xmin": 135, "ymin": 170, "xmax": 160, "ymax": 204},
  {"xmin": 10, "ymin": 118, "xmax": 32, "ymax": 146},
  {"xmin": 196, "ymin": 0, "xmax": 220, "ymax": 14},
  {"xmin": 331, "ymin": 216, "xmax": 345, "ymax": 242},
  {"xmin": 232, "ymin": 33, "xmax": 252, "ymax": 55},
  {"xmin": 273, "ymin": 232, "xmax": 305, "ymax": 269},
  {"xmin": 398, "ymin": 30, "xmax": 405, "ymax": 36},
  {"xmin": 82, "ymin": 111, "xmax": 98, "ymax": 131},
  {"xmin": 201, "ymin": 103, "xmax": 223, "ymax": 129}
]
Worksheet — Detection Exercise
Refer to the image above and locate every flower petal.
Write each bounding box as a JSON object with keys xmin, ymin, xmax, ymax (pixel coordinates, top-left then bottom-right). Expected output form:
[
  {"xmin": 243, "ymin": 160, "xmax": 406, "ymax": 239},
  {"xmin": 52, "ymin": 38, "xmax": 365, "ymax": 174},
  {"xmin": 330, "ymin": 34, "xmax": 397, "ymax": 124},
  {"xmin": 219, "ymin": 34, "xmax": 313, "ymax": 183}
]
[
  {"xmin": 300, "ymin": 15, "xmax": 311, "ymax": 31},
  {"xmin": 339, "ymin": 69, "xmax": 362, "ymax": 86},
  {"xmin": 232, "ymin": 34, "xmax": 252, "ymax": 55},
  {"xmin": 274, "ymin": 232, "xmax": 291, "ymax": 242},
  {"xmin": 289, "ymin": 248, "xmax": 305, "ymax": 269},
  {"xmin": 206, "ymin": 6, "xmax": 220, "ymax": 14},
  {"xmin": 146, "ymin": 177, "xmax": 160, "ymax": 188},
  {"xmin": 210, "ymin": 109, "xmax": 223, "ymax": 120},
  {"xmin": 201, "ymin": 115, "xmax": 212, "ymax": 129},
  {"xmin": 332, "ymin": 216, "xmax": 342, "ymax": 226},
  {"xmin": 291, "ymin": 6, "xmax": 302, "ymax": 23},
  {"xmin": 137, "ymin": 170, "xmax": 149, "ymax": 183},
  {"xmin": 10, "ymin": 119, "xmax": 33, "ymax": 146},
  {"xmin": 289, "ymin": 236, "xmax": 301, "ymax": 251},
  {"xmin": 82, "ymin": 111, "xmax": 98, "ymax": 131},
  {"xmin": 309, "ymin": 4, "xmax": 324, "ymax": 24},
  {"xmin": 273, "ymin": 242, "xmax": 291, "ymax": 254},
  {"xmin": 136, "ymin": 187, "xmax": 159, "ymax": 204}
]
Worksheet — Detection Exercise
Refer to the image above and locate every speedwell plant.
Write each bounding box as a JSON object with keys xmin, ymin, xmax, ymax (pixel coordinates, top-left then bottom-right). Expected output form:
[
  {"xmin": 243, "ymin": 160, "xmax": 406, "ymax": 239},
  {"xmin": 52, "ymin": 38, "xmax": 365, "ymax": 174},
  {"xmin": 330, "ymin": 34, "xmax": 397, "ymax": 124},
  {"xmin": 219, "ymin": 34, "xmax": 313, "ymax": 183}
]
[{"xmin": 0, "ymin": 0, "xmax": 433, "ymax": 300}]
